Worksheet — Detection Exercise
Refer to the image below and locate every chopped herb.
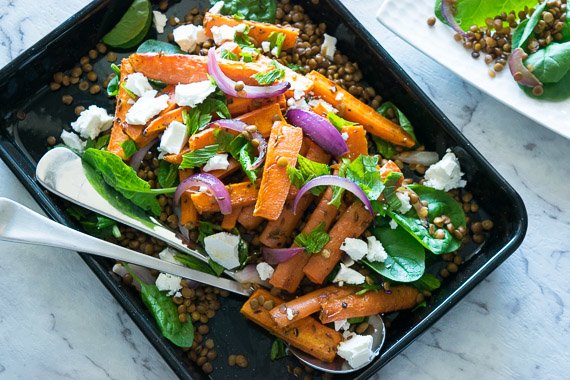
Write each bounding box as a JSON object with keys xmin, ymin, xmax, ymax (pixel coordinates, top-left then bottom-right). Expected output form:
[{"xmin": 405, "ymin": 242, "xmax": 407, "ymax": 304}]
[
  {"xmin": 214, "ymin": 130, "xmax": 259, "ymax": 183},
  {"xmin": 287, "ymin": 154, "xmax": 330, "ymax": 194},
  {"xmin": 286, "ymin": 63, "xmax": 305, "ymax": 73},
  {"xmin": 347, "ymin": 316, "xmax": 367, "ymax": 324},
  {"xmin": 267, "ymin": 31, "xmax": 286, "ymax": 56},
  {"xmin": 120, "ymin": 140, "xmax": 138, "ymax": 159},
  {"xmin": 197, "ymin": 221, "xmax": 223, "ymax": 246},
  {"xmin": 179, "ymin": 145, "xmax": 220, "ymax": 170},
  {"xmin": 355, "ymin": 283, "xmax": 383, "ymax": 296},
  {"xmin": 383, "ymin": 171, "xmax": 403, "ymax": 211},
  {"xmin": 234, "ymin": 26, "xmax": 255, "ymax": 48},
  {"xmin": 221, "ymin": 49, "xmax": 240, "ymax": 61},
  {"xmin": 182, "ymin": 97, "xmax": 230, "ymax": 136},
  {"xmin": 270, "ymin": 339, "xmax": 287, "ymax": 360},
  {"xmin": 373, "ymin": 136, "xmax": 397, "ymax": 159},
  {"xmin": 239, "ymin": 46, "xmax": 259, "ymax": 62},
  {"xmin": 107, "ymin": 63, "xmax": 121, "ymax": 97},
  {"xmin": 251, "ymin": 60, "xmax": 286, "ymax": 85},
  {"xmin": 85, "ymin": 134, "xmax": 111, "ymax": 150},
  {"xmin": 327, "ymin": 112, "xmax": 356, "ymax": 131},
  {"xmin": 121, "ymin": 81, "xmax": 138, "ymax": 100},
  {"xmin": 66, "ymin": 205, "xmax": 121, "ymax": 239},
  {"xmin": 232, "ymin": 12, "xmax": 245, "ymax": 20},
  {"xmin": 413, "ymin": 273, "xmax": 441, "ymax": 292},
  {"xmin": 175, "ymin": 253, "xmax": 217, "ymax": 276},
  {"xmin": 294, "ymin": 222, "xmax": 330, "ymax": 254},
  {"xmin": 212, "ymin": 0, "xmax": 277, "ymax": 23},
  {"xmin": 157, "ymin": 161, "xmax": 179, "ymax": 188},
  {"xmin": 208, "ymin": 258, "xmax": 225, "ymax": 277},
  {"xmin": 330, "ymin": 155, "xmax": 385, "ymax": 206}
]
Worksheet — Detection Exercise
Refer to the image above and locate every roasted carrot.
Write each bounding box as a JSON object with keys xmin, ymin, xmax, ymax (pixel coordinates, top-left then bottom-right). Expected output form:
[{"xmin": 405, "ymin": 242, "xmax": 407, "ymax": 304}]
[
  {"xmin": 303, "ymin": 202, "xmax": 373, "ymax": 284},
  {"xmin": 107, "ymin": 59, "xmax": 135, "ymax": 159},
  {"xmin": 221, "ymin": 206, "xmax": 241, "ymax": 230},
  {"xmin": 180, "ymin": 192, "xmax": 199, "ymax": 226},
  {"xmin": 204, "ymin": 12, "xmax": 299, "ymax": 50},
  {"xmin": 144, "ymin": 107, "xmax": 188, "ymax": 136},
  {"xmin": 228, "ymin": 95, "xmax": 286, "ymax": 117},
  {"xmin": 341, "ymin": 124, "xmax": 368, "ymax": 160},
  {"xmin": 191, "ymin": 181, "xmax": 259, "ymax": 213},
  {"xmin": 253, "ymin": 121, "xmax": 303, "ymax": 220},
  {"xmin": 236, "ymin": 103, "xmax": 285, "ymax": 137},
  {"xmin": 319, "ymin": 286, "xmax": 420, "ymax": 324},
  {"xmin": 379, "ymin": 160, "xmax": 404, "ymax": 187},
  {"xmin": 257, "ymin": 55, "xmax": 314, "ymax": 98},
  {"xmin": 178, "ymin": 168, "xmax": 193, "ymax": 182},
  {"xmin": 205, "ymin": 157, "xmax": 241, "ymax": 180},
  {"xmin": 310, "ymin": 101, "xmax": 330, "ymax": 118},
  {"xmin": 237, "ymin": 205, "xmax": 265, "ymax": 230},
  {"xmin": 240, "ymin": 289, "xmax": 342, "ymax": 363},
  {"xmin": 307, "ymin": 71, "xmax": 414, "ymax": 148},
  {"xmin": 269, "ymin": 286, "xmax": 356, "ymax": 328},
  {"xmin": 107, "ymin": 121, "xmax": 132, "ymax": 160},
  {"xmin": 269, "ymin": 186, "xmax": 339, "ymax": 293}
]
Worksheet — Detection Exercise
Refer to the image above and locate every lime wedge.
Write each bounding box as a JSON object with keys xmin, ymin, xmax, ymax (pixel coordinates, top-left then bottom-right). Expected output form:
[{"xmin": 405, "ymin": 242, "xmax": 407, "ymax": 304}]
[{"xmin": 102, "ymin": 0, "xmax": 152, "ymax": 49}]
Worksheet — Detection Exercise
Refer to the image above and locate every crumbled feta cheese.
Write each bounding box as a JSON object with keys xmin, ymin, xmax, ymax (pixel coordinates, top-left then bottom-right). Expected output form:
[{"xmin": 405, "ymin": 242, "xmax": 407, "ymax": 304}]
[
  {"xmin": 321, "ymin": 33, "xmax": 337, "ymax": 60},
  {"xmin": 334, "ymin": 319, "xmax": 351, "ymax": 332},
  {"xmin": 286, "ymin": 97, "xmax": 311, "ymax": 111},
  {"xmin": 155, "ymin": 273, "xmax": 182, "ymax": 296},
  {"xmin": 158, "ymin": 247, "xmax": 180, "ymax": 265},
  {"xmin": 159, "ymin": 120, "xmax": 189, "ymax": 156},
  {"xmin": 389, "ymin": 219, "xmax": 398, "ymax": 230},
  {"xmin": 333, "ymin": 263, "xmax": 365, "ymax": 285},
  {"xmin": 366, "ymin": 236, "xmax": 388, "ymax": 263},
  {"xmin": 60, "ymin": 130, "xmax": 86, "ymax": 152},
  {"xmin": 337, "ymin": 334, "xmax": 373, "ymax": 368},
  {"xmin": 261, "ymin": 41, "xmax": 271, "ymax": 52},
  {"xmin": 293, "ymin": 89, "xmax": 305, "ymax": 101},
  {"xmin": 286, "ymin": 307, "xmax": 295, "ymax": 321},
  {"xmin": 396, "ymin": 191, "xmax": 412, "ymax": 214},
  {"xmin": 209, "ymin": 1, "xmax": 224, "ymax": 14},
  {"xmin": 341, "ymin": 238, "xmax": 368, "ymax": 261},
  {"xmin": 307, "ymin": 99, "xmax": 338, "ymax": 114},
  {"xmin": 270, "ymin": 46, "xmax": 279, "ymax": 57},
  {"xmin": 153, "ymin": 11, "xmax": 167, "ymax": 34},
  {"xmin": 256, "ymin": 262, "xmax": 274, "ymax": 281},
  {"xmin": 70, "ymin": 105, "xmax": 113, "ymax": 140},
  {"xmin": 204, "ymin": 232, "xmax": 241, "ymax": 269},
  {"xmin": 174, "ymin": 80, "xmax": 216, "ymax": 107},
  {"xmin": 234, "ymin": 23, "xmax": 247, "ymax": 33},
  {"xmin": 173, "ymin": 24, "xmax": 207, "ymax": 52},
  {"xmin": 124, "ymin": 72, "xmax": 153, "ymax": 97},
  {"xmin": 211, "ymin": 25, "xmax": 236, "ymax": 45},
  {"xmin": 341, "ymin": 132, "xmax": 349, "ymax": 141},
  {"xmin": 423, "ymin": 151, "xmax": 467, "ymax": 191},
  {"xmin": 203, "ymin": 153, "xmax": 230, "ymax": 172},
  {"xmin": 125, "ymin": 91, "xmax": 169, "ymax": 125}
]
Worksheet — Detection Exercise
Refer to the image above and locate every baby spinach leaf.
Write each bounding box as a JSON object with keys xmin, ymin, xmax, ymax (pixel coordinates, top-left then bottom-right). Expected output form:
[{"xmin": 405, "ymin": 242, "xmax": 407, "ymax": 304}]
[
  {"xmin": 157, "ymin": 161, "xmax": 179, "ymax": 188},
  {"xmin": 525, "ymin": 41, "xmax": 570, "ymax": 84},
  {"xmin": 513, "ymin": 1, "xmax": 547, "ymax": 49},
  {"xmin": 377, "ymin": 102, "xmax": 417, "ymax": 144},
  {"xmin": 174, "ymin": 253, "xmax": 217, "ymax": 276},
  {"xmin": 179, "ymin": 145, "xmax": 220, "ymax": 170},
  {"xmin": 66, "ymin": 205, "xmax": 121, "ymax": 239},
  {"xmin": 137, "ymin": 39, "xmax": 184, "ymax": 54},
  {"xmin": 82, "ymin": 148, "xmax": 161, "ymax": 216},
  {"xmin": 102, "ymin": 0, "xmax": 152, "ymax": 49},
  {"xmin": 294, "ymin": 222, "xmax": 330, "ymax": 254},
  {"xmin": 408, "ymin": 184, "xmax": 466, "ymax": 229},
  {"xmin": 212, "ymin": 0, "xmax": 277, "ymax": 23},
  {"xmin": 85, "ymin": 134, "xmax": 111, "ymax": 150},
  {"xmin": 413, "ymin": 273, "xmax": 441, "ymax": 292},
  {"xmin": 511, "ymin": 19, "xmax": 529, "ymax": 50},
  {"xmin": 107, "ymin": 64, "xmax": 121, "ymax": 97},
  {"xmin": 363, "ymin": 226, "xmax": 425, "ymax": 283},
  {"xmin": 521, "ymin": 68, "xmax": 570, "ymax": 100},
  {"xmin": 121, "ymin": 140, "xmax": 138, "ymax": 160},
  {"xmin": 208, "ymin": 259, "xmax": 225, "ymax": 277},
  {"xmin": 271, "ymin": 339, "xmax": 287, "ymax": 360},
  {"xmin": 372, "ymin": 136, "xmax": 397, "ymax": 159}
]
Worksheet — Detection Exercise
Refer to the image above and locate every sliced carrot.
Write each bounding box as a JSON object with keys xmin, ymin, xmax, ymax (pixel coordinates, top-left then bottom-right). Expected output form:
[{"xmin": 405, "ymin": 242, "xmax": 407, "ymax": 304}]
[
  {"xmin": 253, "ymin": 121, "xmax": 303, "ymax": 221},
  {"xmin": 237, "ymin": 205, "xmax": 265, "ymax": 230},
  {"xmin": 303, "ymin": 202, "xmax": 373, "ymax": 284},
  {"xmin": 307, "ymin": 71, "xmax": 414, "ymax": 147},
  {"xmin": 310, "ymin": 102, "xmax": 330, "ymax": 118},
  {"xmin": 180, "ymin": 192, "xmax": 199, "ymax": 226},
  {"xmin": 341, "ymin": 124, "xmax": 368, "ymax": 160},
  {"xmin": 269, "ymin": 186, "xmax": 339, "ymax": 293},
  {"xmin": 107, "ymin": 59, "xmax": 135, "ymax": 159},
  {"xmin": 228, "ymin": 95, "xmax": 286, "ymax": 117},
  {"xmin": 178, "ymin": 168, "xmax": 193, "ymax": 182},
  {"xmin": 144, "ymin": 107, "xmax": 188, "ymax": 136},
  {"xmin": 236, "ymin": 103, "xmax": 285, "ymax": 137},
  {"xmin": 240, "ymin": 289, "xmax": 342, "ymax": 363},
  {"xmin": 191, "ymin": 181, "xmax": 259, "ymax": 213},
  {"xmin": 380, "ymin": 160, "xmax": 404, "ymax": 187},
  {"xmin": 221, "ymin": 206, "xmax": 241, "ymax": 230},
  {"xmin": 205, "ymin": 157, "xmax": 241, "ymax": 180},
  {"xmin": 269, "ymin": 286, "xmax": 356, "ymax": 328},
  {"xmin": 204, "ymin": 12, "xmax": 299, "ymax": 50},
  {"xmin": 320, "ymin": 286, "xmax": 420, "ymax": 324}
]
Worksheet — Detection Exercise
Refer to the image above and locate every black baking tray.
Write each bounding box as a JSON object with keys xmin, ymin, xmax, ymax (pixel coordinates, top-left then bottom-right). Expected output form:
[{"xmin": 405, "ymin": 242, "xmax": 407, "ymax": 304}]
[{"xmin": 0, "ymin": 0, "xmax": 527, "ymax": 378}]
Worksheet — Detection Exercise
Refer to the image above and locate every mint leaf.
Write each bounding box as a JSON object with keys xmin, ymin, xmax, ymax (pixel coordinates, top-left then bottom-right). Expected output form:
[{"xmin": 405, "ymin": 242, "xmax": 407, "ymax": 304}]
[
  {"xmin": 294, "ymin": 222, "xmax": 330, "ymax": 254},
  {"xmin": 251, "ymin": 60, "xmax": 285, "ymax": 85},
  {"xmin": 383, "ymin": 171, "xmax": 403, "ymax": 211},
  {"xmin": 107, "ymin": 63, "xmax": 121, "ymax": 97},
  {"xmin": 270, "ymin": 339, "xmax": 287, "ymax": 360},
  {"xmin": 267, "ymin": 31, "xmax": 286, "ymax": 56},
  {"xmin": 179, "ymin": 145, "xmax": 220, "ymax": 170},
  {"xmin": 221, "ymin": 49, "xmax": 239, "ymax": 61},
  {"xmin": 121, "ymin": 140, "xmax": 138, "ymax": 159},
  {"xmin": 157, "ymin": 161, "xmax": 179, "ymax": 188},
  {"xmin": 287, "ymin": 154, "xmax": 331, "ymax": 195},
  {"xmin": 327, "ymin": 112, "xmax": 356, "ymax": 131}
]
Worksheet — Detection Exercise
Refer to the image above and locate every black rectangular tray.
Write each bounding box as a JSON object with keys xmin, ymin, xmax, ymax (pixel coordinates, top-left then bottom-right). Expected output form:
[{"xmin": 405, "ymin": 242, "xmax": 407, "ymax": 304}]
[{"xmin": 0, "ymin": 0, "xmax": 527, "ymax": 379}]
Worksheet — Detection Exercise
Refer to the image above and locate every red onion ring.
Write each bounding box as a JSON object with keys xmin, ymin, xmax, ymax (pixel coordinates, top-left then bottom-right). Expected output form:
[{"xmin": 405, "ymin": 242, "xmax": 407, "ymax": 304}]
[
  {"xmin": 262, "ymin": 246, "xmax": 305, "ymax": 265},
  {"xmin": 508, "ymin": 48, "xmax": 544, "ymax": 91},
  {"xmin": 234, "ymin": 264, "xmax": 266, "ymax": 285},
  {"xmin": 292, "ymin": 175, "xmax": 374, "ymax": 217},
  {"xmin": 441, "ymin": 0, "xmax": 468, "ymax": 38},
  {"xmin": 205, "ymin": 119, "xmax": 267, "ymax": 169},
  {"xmin": 173, "ymin": 173, "xmax": 232, "ymax": 215},
  {"xmin": 207, "ymin": 48, "xmax": 290, "ymax": 99},
  {"xmin": 285, "ymin": 109, "xmax": 348, "ymax": 157},
  {"xmin": 129, "ymin": 138, "xmax": 158, "ymax": 172}
]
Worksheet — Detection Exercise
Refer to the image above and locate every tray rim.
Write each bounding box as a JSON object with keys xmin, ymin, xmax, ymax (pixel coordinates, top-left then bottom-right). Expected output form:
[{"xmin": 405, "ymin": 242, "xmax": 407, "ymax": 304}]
[{"xmin": 0, "ymin": 0, "xmax": 528, "ymax": 378}]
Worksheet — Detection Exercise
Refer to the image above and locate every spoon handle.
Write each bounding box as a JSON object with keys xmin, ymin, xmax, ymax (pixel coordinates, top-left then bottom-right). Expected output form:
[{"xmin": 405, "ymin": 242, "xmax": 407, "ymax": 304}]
[{"xmin": 0, "ymin": 197, "xmax": 250, "ymax": 296}]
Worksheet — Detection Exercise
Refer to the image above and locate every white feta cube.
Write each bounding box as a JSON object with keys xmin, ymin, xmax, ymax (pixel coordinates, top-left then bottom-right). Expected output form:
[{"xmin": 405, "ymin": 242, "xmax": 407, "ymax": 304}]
[
  {"xmin": 124, "ymin": 72, "xmax": 153, "ymax": 97},
  {"xmin": 204, "ymin": 232, "xmax": 241, "ymax": 269},
  {"xmin": 366, "ymin": 236, "xmax": 388, "ymax": 263},
  {"xmin": 159, "ymin": 120, "xmax": 189, "ymax": 156},
  {"xmin": 341, "ymin": 132, "xmax": 349, "ymax": 141},
  {"xmin": 334, "ymin": 319, "xmax": 351, "ymax": 332},
  {"xmin": 261, "ymin": 41, "xmax": 271, "ymax": 52},
  {"xmin": 340, "ymin": 238, "xmax": 368, "ymax": 261},
  {"xmin": 256, "ymin": 262, "xmax": 274, "ymax": 281},
  {"xmin": 155, "ymin": 273, "xmax": 182, "ymax": 296},
  {"xmin": 389, "ymin": 219, "xmax": 398, "ymax": 230},
  {"xmin": 173, "ymin": 24, "xmax": 207, "ymax": 52},
  {"xmin": 321, "ymin": 33, "xmax": 337, "ymax": 60},
  {"xmin": 211, "ymin": 25, "xmax": 236, "ymax": 45},
  {"xmin": 125, "ymin": 91, "xmax": 169, "ymax": 125},
  {"xmin": 270, "ymin": 46, "xmax": 279, "ymax": 57},
  {"xmin": 396, "ymin": 191, "xmax": 412, "ymax": 214},
  {"xmin": 203, "ymin": 153, "xmax": 230, "ymax": 172},
  {"xmin": 234, "ymin": 24, "xmax": 247, "ymax": 33},
  {"xmin": 287, "ymin": 97, "xmax": 310, "ymax": 111},
  {"xmin": 60, "ymin": 130, "xmax": 86, "ymax": 152},
  {"xmin": 174, "ymin": 80, "xmax": 216, "ymax": 107},
  {"xmin": 333, "ymin": 263, "xmax": 365, "ymax": 285},
  {"xmin": 153, "ymin": 11, "xmax": 167, "ymax": 34},
  {"xmin": 209, "ymin": 1, "xmax": 224, "ymax": 14},
  {"xmin": 70, "ymin": 105, "xmax": 113, "ymax": 140},
  {"xmin": 158, "ymin": 247, "xmax": 180, "ymax": 265},
  {"xmin": 424, "ymin": 151, "xmax": 467, "ymax": 191},
  {"xmin": 337, "ymin": 334, "xmax": 373, "ymax": 368}
]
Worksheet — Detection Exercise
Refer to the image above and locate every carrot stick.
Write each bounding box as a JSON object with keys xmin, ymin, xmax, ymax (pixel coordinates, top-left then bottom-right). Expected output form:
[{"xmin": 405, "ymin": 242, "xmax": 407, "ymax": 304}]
[
  {"xmin": 236, "ymin": 103, "xmax": 285, "ymax": 138},
  {"xmin": 303, "ymin": 202, "xmax": 373, "ymax": 284},
  {"xmin": 221, "ymin": 206, "xmax": 241, "ymax": 230},
  {"xmin": 240, "ymin": 289, "xmax": 342, "ymax": 363},
  {"xmin": 307, "ymin": 71, "xmax": 414, "ymax": 148},
  {"xmin": 319, "ymin": 286, "xmax": 420, "ymax": 324},
  {"xmin": 341, "ymin": 124, "xmax": 368, "ymax": 160},
  {"xmin": 269, "ymin": 186, "xmax": 339, "ymax": 293},
  {"xmin": 380, "ymin": 160, "xmax": 403, "ymax": 187},
  {"xmin": 269, "ymin": 286, "xmax": 356, "ymax": 328},
  {"xmin": 253, "ymin": 121, "xmax": 303, "ymax": 220},
  {"xmin": 204, "ymin": 13, "xmax": 299, "ymax": 50},
  {"xmin": 180, "ymin": 191, "xmax": 199, "ymax": 226},
  {"xmin": 144, "ymin": 106, "xmax": 188, "ymax": 136},
  {"xmin": 191, "ymin": 181, "xmax": 260, "ymax": 213},
  {"xmin": 237, "ymin": 205, "xmax": 265, "ymax": 230},
  {"xmin": 178, "ymin": 168, "xmax": 193, "ymax": 182},
  {"xmin": 228, "ymin": 95, "xmax": 286, "ymax": 117}
]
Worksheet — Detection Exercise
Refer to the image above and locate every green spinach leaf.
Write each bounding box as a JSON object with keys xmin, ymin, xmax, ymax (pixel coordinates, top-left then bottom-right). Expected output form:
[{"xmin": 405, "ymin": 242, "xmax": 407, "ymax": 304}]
[
  {"xmin": 525, "ymin": 41, "xmax": 570, "ymax": 84},
  {"xmin": 270, "ymin": 339, "xmax": 287, "ymax": 360},
  {"xmin": 137, "ymin": 39, "xmax": 184, "ymax": 54},
  {"xmin": 513, "ymin": 1, "xmax": 547, "ymax": 49},
  {"xmin": 121, "ymin": 140, "xmax": 138, "ymax": 160},
  {"xmin": 66, "ymin": 205, "xmax": 121, "ymax": 239},
  {"xmin": 85, "ymin": 134, "xmax": 111, "ymax": 150},
  {"xmin": 107, "ymin": 64, "xmax": 121, "ymax": 97},
  {"xmin": 373, "ymin": 136, "xmax": 397, "ymax": 159},
  {"xmin": 211, "ymin": 0, "xmax": 277, "ymax": 23},
  {"xmin": 197, "ymin": 221, "xmax": 223, "ymax": 246},
  {"xmin": 377, "ymin": 102, "xmax": 417, "ymax": 144},
  {"xmin": 408, "ymin": 184, "xmax": 466, "ymax": 229},
  {"xmin": 294, "ymin": 222, "xmax": 330, "ymax": 254},
  {"xmin": 174, "ymin": 253, "xmax": 217, "ymax": 276},
  {"xmin": 158, "ymin": 161, "xmax": 179, "ymax": 188},
  {"xmin": 179, "ymin": 145, "xmax": 220, "ymax": 170},
  {"xmin": 413, "ymin": 273, "xmax": 441, "ymax": 292}
]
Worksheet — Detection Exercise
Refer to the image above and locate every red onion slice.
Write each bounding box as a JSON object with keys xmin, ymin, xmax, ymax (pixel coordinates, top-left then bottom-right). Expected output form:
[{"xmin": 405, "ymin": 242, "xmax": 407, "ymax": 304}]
[
  {"xmin": 206, "ymin": 119, "xmax": 267, "ymax": 169},
  {"xmin": 292, "ymin": 175, "xmax": 374, "ymax": 217},
  {"xmin": 508, "ymin": 48, "xmax": 544, "ymax": 93},
  {"xmin": 207, "ymin": 48, "xmax": 290, "ymax": 99},
  {"xmin": 441, "ymin": 0, "xmax": 467, "ymax": 37},
  {"xmin": 285, "ymin": 109, "xmax": 348, "ymax": 157},
  {"xmin": 129, "ymin": 138, "xmax": 158, "ymax": 172},
  {"xmin": 394, "ymin": 151, "xmax": 439, "ymax": 166},
  {"xmin": 262, "ymin": 247, "xmax": 305, "ymax": 265},
  {"xmin": 234, "ymin": 264, "xmax": 266, "ymax": 285},
  {"xmin": 173, "ymin": 173, "xmax": 232, "ymax": 215}
]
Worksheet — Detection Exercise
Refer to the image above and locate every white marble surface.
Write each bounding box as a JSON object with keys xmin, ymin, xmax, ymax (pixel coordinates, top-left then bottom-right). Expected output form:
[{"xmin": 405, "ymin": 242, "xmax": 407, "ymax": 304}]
[{"xmin": 0, "ymin": 0, "xmax": 569, "ymax": 379}]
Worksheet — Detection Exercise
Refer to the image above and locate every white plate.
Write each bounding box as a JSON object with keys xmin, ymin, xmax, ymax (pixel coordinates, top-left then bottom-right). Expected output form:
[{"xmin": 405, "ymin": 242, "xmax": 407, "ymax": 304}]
[{"xmin": 376, "ymin": 0, "xmax": 570, "ymax": 140}]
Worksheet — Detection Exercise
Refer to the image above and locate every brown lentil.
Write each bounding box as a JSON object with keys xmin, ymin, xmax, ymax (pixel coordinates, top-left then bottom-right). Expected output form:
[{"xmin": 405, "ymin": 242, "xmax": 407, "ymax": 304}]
[
  {"xmin": 89, "ymin": 84, "xmax": 101, "ymax": 94},
  {"xmin": 235, "ymin": 355, "xmax": 248, "ymax": 368},
  {"xmin": 79, "ymin": 81, "xmax": 89, "ymax": 91},
  {"xmin": 61, "ymin": 95, "xmax": 73, "ymax": 105},
  {"xmin": 47, "ymin": 136, "xmax": 57, "ymax": 146},
  {"xmin": 74, "ymin": 105, "xmax": 85, "ymax": 116},
  {"xmin": 106, "ymin": 52, "xmax": 117, "ymax": 62},
  {"xmin": 228, "ymin": 354, "xmax": 236, "ymax": 366}
]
